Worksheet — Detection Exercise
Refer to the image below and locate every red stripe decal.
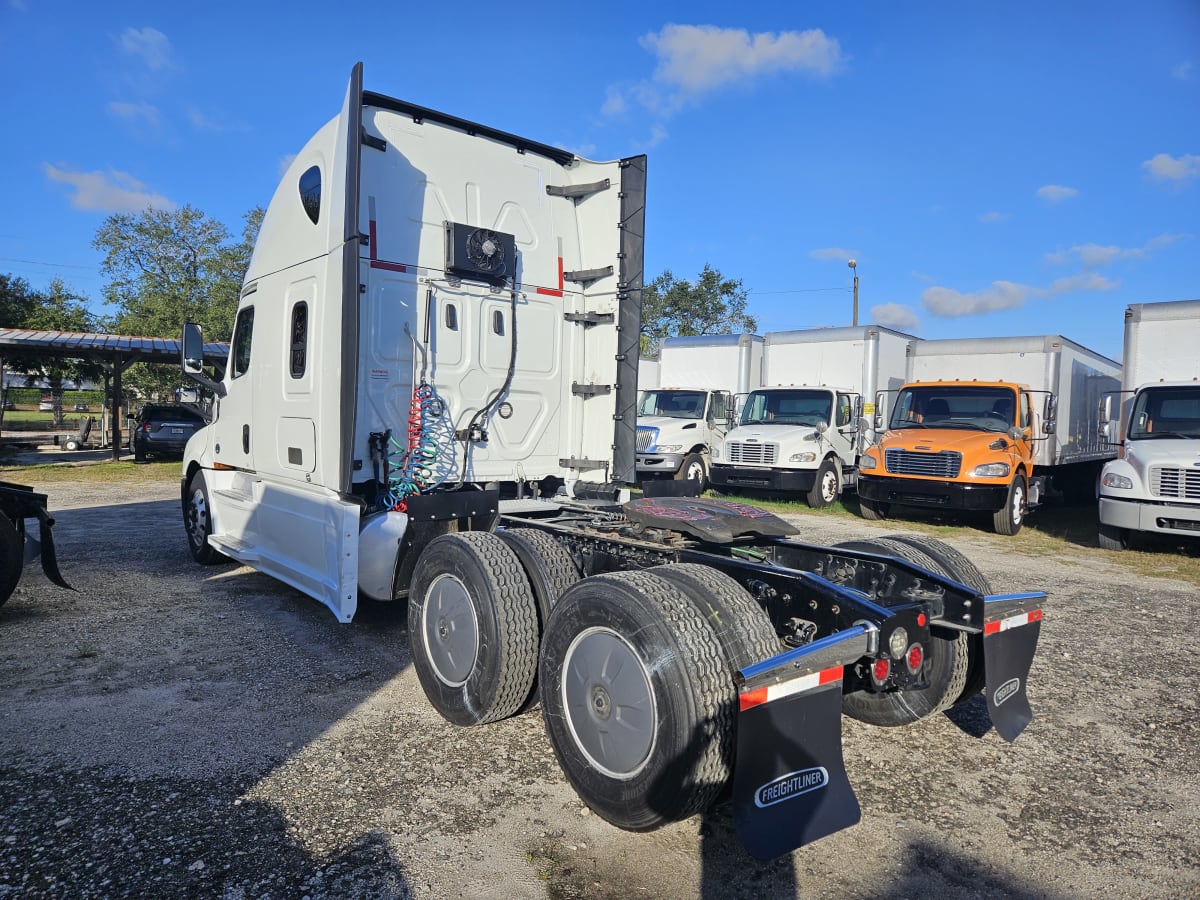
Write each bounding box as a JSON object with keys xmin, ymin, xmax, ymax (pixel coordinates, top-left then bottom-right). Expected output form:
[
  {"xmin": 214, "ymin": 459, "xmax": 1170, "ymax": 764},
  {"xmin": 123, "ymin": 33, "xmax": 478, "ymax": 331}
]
[
  {"xmin": 739, "ymin": 686, "xmax": 768, "ymax": 711},
  {"xmin": 368, "ymin": 218, "xmax": 407, "ymax": 272},
  {"xmin": 1029, "ymin": 609, "xmax": 1044, "ymax": 622},
  {"xmin": 819, "ymin": 666, "xmax": 843, "ymax": 685},
  {"xmin": 370, "ymin": 260, "xmax": 407, "ymax": 272},
  {"xmin": 536, "ymin": 256, "xmax": 565, "ymax": 297},
  {"xmin": 984, "ymin": 621, "xmax": 1001, "ymax": 635}
]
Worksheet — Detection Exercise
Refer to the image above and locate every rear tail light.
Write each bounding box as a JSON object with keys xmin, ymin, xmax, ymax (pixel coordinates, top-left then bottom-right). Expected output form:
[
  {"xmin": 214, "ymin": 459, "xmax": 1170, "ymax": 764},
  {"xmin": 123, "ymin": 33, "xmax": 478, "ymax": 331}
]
[
  {"xmin": 906, "ymin": 643, "xmax": 924, "ymax": 673},
  {"xmin": 871, "ymin": 658, "xmax": 890, "ymax": 685},
  {"xmin": 141, "ymin": 423, "xmax": 152, "ymax": 433}
]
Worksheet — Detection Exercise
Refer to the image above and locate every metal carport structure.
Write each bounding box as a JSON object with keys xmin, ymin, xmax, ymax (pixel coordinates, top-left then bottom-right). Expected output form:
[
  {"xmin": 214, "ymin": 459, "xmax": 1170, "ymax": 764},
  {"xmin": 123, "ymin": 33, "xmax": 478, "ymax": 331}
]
[{"xmin": 0, "ymin": 329, "xmax": 229, "ymax": 461}]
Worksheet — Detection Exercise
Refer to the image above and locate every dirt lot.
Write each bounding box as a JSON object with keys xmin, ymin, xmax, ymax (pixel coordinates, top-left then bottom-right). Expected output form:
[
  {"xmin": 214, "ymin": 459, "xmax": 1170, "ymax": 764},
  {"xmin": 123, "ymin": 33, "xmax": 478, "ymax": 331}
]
[{"xmin": 1, "ymin": 475, "xmax": 1197, "ymax": 899}]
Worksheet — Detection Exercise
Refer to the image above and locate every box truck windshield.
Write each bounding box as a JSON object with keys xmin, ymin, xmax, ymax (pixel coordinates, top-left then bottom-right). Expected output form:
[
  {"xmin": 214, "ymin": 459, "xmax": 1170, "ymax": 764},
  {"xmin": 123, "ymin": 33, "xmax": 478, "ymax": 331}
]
[
  {"xmin": 1127, "ymin": 386, "xmax": 1200, "ymax": 440},
  {"xmin": 638, "ymin": 389, "xmax": 707, "ymax": 420},
  {"xmin": 740, "ymin": 389, "xmax": 832, "ymax": 427},
  {"xmin": 890, "ymin": 385, "xmax": 1018, "ymax": 433}
]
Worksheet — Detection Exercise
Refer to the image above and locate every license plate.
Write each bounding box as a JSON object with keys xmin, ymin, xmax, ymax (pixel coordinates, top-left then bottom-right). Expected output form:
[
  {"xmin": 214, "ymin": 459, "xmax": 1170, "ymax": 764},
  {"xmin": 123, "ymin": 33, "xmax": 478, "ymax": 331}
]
[{"xmin": 171, "ymin": 427, "xmax": 185, "ymax": 434}]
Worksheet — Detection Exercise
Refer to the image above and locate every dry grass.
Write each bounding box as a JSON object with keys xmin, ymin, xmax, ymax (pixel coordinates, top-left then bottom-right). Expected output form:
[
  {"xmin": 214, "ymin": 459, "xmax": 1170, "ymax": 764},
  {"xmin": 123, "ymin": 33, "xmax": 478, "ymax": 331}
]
[{"xmin": 0, "ymin": 461, "xmax": 179, "ymax": 484}]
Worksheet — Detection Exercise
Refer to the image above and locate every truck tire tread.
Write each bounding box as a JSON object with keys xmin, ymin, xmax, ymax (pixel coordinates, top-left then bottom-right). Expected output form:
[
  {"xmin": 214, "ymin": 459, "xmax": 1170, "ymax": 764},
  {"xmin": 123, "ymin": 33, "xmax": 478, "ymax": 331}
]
[
  {"xmin": 409, "ymin": 532, "xmax": 539, "ymax": 726},
  {"xmin": 539, "ymin": 569, "xmax": 734, "ymax": 829}
]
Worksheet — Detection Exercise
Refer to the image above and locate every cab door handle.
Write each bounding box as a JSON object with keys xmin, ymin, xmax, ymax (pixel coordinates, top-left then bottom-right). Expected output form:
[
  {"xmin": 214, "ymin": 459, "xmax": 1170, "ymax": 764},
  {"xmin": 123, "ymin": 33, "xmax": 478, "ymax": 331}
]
[{"xmin": 242, "ymin": 424, "xmax": 250, "ymax": 454}]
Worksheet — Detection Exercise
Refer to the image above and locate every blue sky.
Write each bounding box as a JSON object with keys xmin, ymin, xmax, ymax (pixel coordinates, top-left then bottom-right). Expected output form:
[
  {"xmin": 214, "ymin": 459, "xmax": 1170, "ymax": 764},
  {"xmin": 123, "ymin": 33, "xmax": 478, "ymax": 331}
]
[{"xmin": 1, "ymin": 1, "xmax": 1197, "ymax": 362}]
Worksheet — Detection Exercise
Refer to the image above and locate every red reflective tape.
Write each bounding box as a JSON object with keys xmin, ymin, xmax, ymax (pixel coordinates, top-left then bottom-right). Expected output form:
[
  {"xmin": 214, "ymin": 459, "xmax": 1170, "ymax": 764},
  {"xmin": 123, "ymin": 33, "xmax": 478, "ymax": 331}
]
[
  {"xmin": 985, "ymin": 608, "xmax": 1044, "ymax": 635},
  {"xmin": 739, "ymin": 686, "xmax": 768, "ymax": 711},
  {"xmin": 536, "ymin": 256, "xmax": 565, "ymax": 296},
  {"xmin": 819, "ymin": 666, "xmax": 843, "ymax": 685},
  {"xmin": 370, "ymin": 260, "xmax": 407, "ymax": 272},
  {"xmin": 369, "ymin": 219, "xmax": 378, "ymax": 258}
]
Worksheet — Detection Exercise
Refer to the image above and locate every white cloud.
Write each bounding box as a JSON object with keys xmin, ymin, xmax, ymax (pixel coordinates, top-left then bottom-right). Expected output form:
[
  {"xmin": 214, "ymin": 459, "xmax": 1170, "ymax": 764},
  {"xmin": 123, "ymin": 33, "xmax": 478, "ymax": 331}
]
[
  {"xmin": 871, "ymin": 303, "xmax": 919, "ymax": 331},
  {"xmin": 1142, "ymin": 152, "xmax": 1200, "ymax": 183},
  {"xmin": 605, "ymin": 24, "xmax": 843, "ymax": 119},
  {"xmin": 1045, "ymin": 273, "xmax": 1119, "ymax": 294},
  {"xmin": 118, "ymin": 26, "xmax": 173, "ymax": 70},
  {"xmin": 642, "ymin": 24, "xmax": 843, "ymax": 94},
  {"xmin": 1172, "ymin": 61, "xmax": 1194, "ymax": 82},
  {"xmin": 809, "ymin": 247, "xmax": 856, "ymax": 262},
  {"xmin": 978, "ymin": 211, "xmax": 1007, "ymax": 224},
  {"xmin": 911, "ymin": 270, "xmax": 934, "ymax": 283},
  {"xmin": 646, "ymin": 125, "xmax": 668, "ymax": 148},
  {"xmin": 922, "ymin": 281, "xmax": 1031, "ymax": 317},
  {"xmin": 601, "ymin": 88, "xmax": 626, "ymax": 117},
  {"xmin": 42, "ymin": 163, "xmax": 175, "ymax": 213},
  {"xmin": 922, "ymin": 270, "xmax": 1119, "ymax": 318},
  {"xmin": 278, "ymin": 154, "xmax": 297, "ymax": 178},
  {"xmin": 107, "ymin": 101, "xmax": 160, "ymax": 126},
  {"xmin": 1036, "ymin": 184, "xmax": 1078, "ymax": 204},
  {"xmin": 1045, "ymin": 233, "xmax": 1191, "ymax": 267}
]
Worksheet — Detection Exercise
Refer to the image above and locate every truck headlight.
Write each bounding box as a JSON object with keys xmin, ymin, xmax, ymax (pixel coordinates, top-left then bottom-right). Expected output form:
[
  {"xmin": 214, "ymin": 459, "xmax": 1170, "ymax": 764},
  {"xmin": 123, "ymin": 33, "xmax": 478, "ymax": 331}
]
[
  {"xmin": 655, "ymin": 444, "xmax": 682, "ymax": 452},
  {"xmin": 789, "ymin": 452, "xmax": 817, "ymax": 463},
  {"xmin": 1102, "ymin": 472, "xmax": 1133, "ymax": 490},
  {"xmin": 973, "ymin": 462, "xmax": 1010, "ymax": 477},
  {"xmin": 711, "ymin": 446, "xmax": 720, "ymax": 460},
  {"xmin": 859, "ymin": 454, "xmax": 877, "ymax": 470}
]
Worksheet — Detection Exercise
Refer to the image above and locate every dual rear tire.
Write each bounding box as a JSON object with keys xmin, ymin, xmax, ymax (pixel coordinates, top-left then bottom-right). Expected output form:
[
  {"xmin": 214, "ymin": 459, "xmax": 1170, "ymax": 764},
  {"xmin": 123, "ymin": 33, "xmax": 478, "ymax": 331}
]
[{"xmin": 407, "ymin": 532, "xmax": 779, "ymax": 831}]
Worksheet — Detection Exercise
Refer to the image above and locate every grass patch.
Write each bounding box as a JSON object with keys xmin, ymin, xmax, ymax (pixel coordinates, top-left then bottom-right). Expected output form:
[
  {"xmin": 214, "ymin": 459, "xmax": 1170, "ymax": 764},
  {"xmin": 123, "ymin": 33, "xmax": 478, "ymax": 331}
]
[{"xmin": 0, "ymin": 460, "xmax": 179, "ymax": 484}]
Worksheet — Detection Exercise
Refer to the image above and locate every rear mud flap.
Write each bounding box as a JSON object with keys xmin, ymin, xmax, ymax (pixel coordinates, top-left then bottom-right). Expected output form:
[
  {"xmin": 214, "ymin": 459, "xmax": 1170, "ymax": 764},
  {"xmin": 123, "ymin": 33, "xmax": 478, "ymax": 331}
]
[
  {"xmin": 982, "ymin": 595, "xmax": 1043, "ymax": 742},
  {"xmin": 732, "ymin": 627, "xmax": 871, "ymax": 859}
]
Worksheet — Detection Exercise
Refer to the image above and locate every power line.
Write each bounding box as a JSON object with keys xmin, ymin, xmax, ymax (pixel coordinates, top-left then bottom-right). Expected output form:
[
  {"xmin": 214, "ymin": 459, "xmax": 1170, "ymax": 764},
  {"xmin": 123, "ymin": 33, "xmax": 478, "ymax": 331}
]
[
  {"xmin": 747, "ymin": 287, "xmax": 848, "ymax": 296},
  {"xmin": 0, "ymin": 257, "xmax": 98, "ymax": 271}
]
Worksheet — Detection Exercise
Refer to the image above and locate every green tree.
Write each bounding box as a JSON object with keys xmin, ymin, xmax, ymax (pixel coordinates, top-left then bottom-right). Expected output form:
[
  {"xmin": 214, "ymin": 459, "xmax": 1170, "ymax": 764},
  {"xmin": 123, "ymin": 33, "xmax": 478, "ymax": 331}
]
[
  {"xmin": 7, "ymin": 279, "xmax": 100, "ymax": 427},
  {"xmin": 93, "ymin": 205, "xmax": 263, "ymax": 400},
  {"xmin": 639, "ymin": 264, "xmax": 757, "ymax": 357},
  {"xmin": 0, "ymin": 274, "xmax": 39, "ymax": 328}
]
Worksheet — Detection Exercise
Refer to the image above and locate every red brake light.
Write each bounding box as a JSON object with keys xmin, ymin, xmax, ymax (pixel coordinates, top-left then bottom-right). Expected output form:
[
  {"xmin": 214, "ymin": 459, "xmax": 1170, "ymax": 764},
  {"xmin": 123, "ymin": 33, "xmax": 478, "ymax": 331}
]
[
  {"xmin": 917, "ymin": 613, "xmax": 927, "ymax": 627},
  {"xmin": 907, "ymin": 643, "xmax": 924, "ymax": 673},
  {"xmin": 872, "ymin": 658, "xmax": 890, "ymax": 683}
]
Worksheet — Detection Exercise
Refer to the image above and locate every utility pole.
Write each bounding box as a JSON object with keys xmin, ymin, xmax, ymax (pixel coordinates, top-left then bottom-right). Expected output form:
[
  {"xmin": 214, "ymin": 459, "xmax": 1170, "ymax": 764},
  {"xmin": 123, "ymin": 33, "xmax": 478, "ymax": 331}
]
[{"xmin": 848, "ymin": 258, "xmax": 859, "ymax": 326}]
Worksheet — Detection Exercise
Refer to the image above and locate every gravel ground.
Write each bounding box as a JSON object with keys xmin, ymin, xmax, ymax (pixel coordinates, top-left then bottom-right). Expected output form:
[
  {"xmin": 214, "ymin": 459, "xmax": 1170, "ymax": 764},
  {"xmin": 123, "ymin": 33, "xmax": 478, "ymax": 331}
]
[{"xmin": 1, "ymin": 476, "xmax": 1197, "ymax": 899}]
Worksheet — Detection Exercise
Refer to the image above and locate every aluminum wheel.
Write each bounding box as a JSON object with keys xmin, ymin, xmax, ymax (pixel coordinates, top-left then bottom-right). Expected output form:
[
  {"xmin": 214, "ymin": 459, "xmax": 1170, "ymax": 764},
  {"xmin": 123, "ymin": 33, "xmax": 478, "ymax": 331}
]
[
  {"xmin": 422, "ymin": 573, "xmax": 480, "ymax": 687},
  {"xmin": 562, "ymin": 626, "xmax": 656, "ymax": 779}
]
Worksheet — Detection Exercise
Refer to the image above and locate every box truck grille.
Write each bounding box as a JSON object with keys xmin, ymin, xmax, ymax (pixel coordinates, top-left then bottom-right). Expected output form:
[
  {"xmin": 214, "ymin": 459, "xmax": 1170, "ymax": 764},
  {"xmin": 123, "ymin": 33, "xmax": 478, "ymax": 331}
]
[
  {"xmin": 726, "ymin": 442, "xmax": 778, "ymax": 465},
  {"xmin": 636, "ymin": 427, "xmax": 657, "ymax": 452},
  {"xmin": 1151, "ymin": 466, "xmax": 1200, "ymax": 500},
  {"xmin": 884, "ymin": 449, "xmax": 962, "ymax": 478}
]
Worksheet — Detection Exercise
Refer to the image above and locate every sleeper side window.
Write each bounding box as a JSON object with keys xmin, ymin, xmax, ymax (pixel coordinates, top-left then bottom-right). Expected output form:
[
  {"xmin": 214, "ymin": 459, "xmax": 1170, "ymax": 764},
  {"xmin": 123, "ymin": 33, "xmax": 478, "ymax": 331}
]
[
  {"xmin": 290, "ymin": 302, "xmax": 308, "ymax": 378},
  {"xmin": 299, "ymin": 166, "xmax": 321, "ymax": 225},
  {"xmin": 231, "ymin": 306, "xmax": 255, "ymax": 379}
]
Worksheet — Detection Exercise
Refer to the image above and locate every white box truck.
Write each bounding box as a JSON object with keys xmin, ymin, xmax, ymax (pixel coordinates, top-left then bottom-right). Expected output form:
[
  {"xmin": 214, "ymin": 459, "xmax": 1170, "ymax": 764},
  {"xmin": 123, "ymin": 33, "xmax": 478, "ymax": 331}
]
[
  {"xmin": 858, "ymin": 335, "xmax": 1121, "ymax": 534},
  {"xmin": 1098, "ymin": 299, "xmax": 1200, "ymax": 549},
  {"xmin": 634, "ymin": 333, "xmax": 761, "ymax": 489},
  {"xmin": 177, "ymin": 63, "xmax": 1045, "ymax": 860},
  {"xmin": 711, "ymin": 326, "xmax": 914, "ymax": 507}
]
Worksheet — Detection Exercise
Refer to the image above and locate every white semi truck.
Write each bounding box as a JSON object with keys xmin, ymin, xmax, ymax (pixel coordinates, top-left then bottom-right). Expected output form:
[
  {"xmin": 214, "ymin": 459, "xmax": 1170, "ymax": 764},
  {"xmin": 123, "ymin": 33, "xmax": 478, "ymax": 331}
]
[
  {"xmin": 1098, "ymin": 299, "xmax": 1200, "ymax": 550},
  {"xmin": 178, "ymin": 63, "xmax": 1044, "ymax": 860},
  {"xmin": 634, "ymin": 333, "xmax": 762, "ymax": 490},
  {"xmin": 710, "ymin": 326, "xmax": 914, "ymax": 507}
]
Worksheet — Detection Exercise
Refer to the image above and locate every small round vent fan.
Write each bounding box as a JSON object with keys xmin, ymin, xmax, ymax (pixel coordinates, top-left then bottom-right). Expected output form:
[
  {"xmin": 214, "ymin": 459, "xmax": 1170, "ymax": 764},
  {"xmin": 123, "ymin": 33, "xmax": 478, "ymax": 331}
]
[{"xmin": 465, "ymin": 228, "xmax": 506, "ymax": 273}]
